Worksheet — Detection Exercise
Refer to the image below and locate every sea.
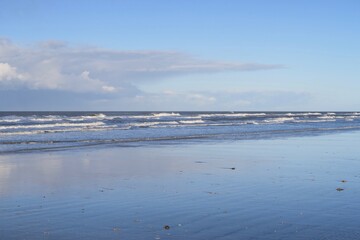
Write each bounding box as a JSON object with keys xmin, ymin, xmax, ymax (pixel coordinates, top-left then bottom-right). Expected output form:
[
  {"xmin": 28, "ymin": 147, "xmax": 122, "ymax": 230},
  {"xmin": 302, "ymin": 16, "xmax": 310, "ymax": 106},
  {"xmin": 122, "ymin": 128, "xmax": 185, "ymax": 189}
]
[{"xmin": 1, "ymin": 111, "xmax": 360, "ymax": 154}]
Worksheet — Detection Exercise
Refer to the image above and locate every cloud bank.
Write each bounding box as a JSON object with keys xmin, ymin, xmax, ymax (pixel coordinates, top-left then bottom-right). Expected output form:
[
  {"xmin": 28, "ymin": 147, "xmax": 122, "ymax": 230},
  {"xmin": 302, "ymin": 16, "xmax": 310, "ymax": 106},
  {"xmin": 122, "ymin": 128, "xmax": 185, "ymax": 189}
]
[
  {"xmin": 0, "ymin": 38, "xmax": 305, "ymax": 111},
  {"xmin": 0, "ymin": 38, "xmax": 281, "ymax": 94}
]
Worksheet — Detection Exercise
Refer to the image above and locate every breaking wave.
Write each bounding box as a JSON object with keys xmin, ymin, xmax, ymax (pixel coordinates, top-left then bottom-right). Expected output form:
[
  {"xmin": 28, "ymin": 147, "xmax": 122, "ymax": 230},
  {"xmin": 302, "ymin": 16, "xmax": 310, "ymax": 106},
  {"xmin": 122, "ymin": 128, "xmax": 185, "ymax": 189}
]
[{"xmin": 1, "ymin": 112, "xmax": 360, "ymax": 153}]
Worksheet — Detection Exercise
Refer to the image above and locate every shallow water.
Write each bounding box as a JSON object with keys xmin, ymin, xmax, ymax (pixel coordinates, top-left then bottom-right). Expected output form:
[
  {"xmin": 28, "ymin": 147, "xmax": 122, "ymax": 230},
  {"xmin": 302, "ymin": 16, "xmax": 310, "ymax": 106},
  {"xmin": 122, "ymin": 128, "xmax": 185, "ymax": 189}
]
[{"xmin": 1, "ymin": 131, "xmax": 360, "ymax": 239}]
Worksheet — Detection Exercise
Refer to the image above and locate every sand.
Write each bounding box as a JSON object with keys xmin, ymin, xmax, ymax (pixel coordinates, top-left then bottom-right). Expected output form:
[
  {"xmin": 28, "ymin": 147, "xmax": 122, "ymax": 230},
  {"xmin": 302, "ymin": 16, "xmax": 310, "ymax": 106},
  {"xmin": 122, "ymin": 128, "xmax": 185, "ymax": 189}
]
[{"xmin": 1, "ymin": 131, "xmax": 360, "ymax": 239}]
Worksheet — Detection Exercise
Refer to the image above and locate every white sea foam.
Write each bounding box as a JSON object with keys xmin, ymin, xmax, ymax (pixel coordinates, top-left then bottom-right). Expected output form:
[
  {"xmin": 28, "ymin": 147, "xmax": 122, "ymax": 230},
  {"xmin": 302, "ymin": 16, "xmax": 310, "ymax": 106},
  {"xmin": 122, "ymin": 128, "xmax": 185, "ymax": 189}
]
[
  {"xmin": 0, "ymin": 115, "xmax": 25, "ymax": 123},
  {"xmin": 129, "ymin": 121, "xmax": 179, "ymax": 127},
  {"xmin": 179, "ymin": 120, "xmax": 205, "ymax": 124},
  {"xmin": 245, "ymin": 121, "xmax": 259, "ymax": 125},
  {"xmin": 30, "ymin": 118, "xmax": 59, "ymax": 122},
  {"xmin": 305, "ymin": 112, "xmax": 322, "ymax": 116},
  {"xmin": 0, "ymin": 128, "xmax": 100, "ymax": 136},
  {"xmin": 345, "ymin": 115, "xmax": 360, "ymax": 119},
  {"xmin": 317, "ymin": 116, "xmax": 336, "ymax": 119},
  {"xmin": 295, "ymin": 112, "xmax": 322, "ymax": 116},
  {"xmin": 126, "ymin": 115, "xmax": 167, "ymax": 119},
  {"xmin": 152, "ymin": 112, "xmax": 181, "ymax": 118},
  {"xmin": 68, "ymin": 114, "xmax": 107, "ymax": 121},
  {"xmin": 1, "ymin": 115, "xmax": 102, "ymax": 123},
  {"xmin": 293, "ymin": 119, "xmax": 336, "ymax": 123},
  {"xmin": 123, "ymin": 113, "xmax": 182, "ymax": 119},
  {"xmin": 0, "ymin": 125, "xmax": 128, "ymax": 136},
  {"xmin": 0, "ymin": 122, "xmax": 105, "ymax": 130},
  {"xmin": 0, "ymin": 119, "xmax": 22, "ymax": 123},
  {"xmin": 179, "ymin": 115, "xmax": 202, "ymax": 119},
  {"xmin": 0, "ymin": 114, "xmax": 109, "ymax": 123},
  {"xmin": 263, "ymin": 117, "xmax": 295, "ymax": 124},
  {"xmin": 198, "ymin": 113, "xmax": 266, "ymax": 118},
  {"xmin": 28, "ymin": 116, "xmax": 63, "ymax": 122},
  {"xmin": 285, "ymin": 112, "xmax": 322, "ymax": 117}
]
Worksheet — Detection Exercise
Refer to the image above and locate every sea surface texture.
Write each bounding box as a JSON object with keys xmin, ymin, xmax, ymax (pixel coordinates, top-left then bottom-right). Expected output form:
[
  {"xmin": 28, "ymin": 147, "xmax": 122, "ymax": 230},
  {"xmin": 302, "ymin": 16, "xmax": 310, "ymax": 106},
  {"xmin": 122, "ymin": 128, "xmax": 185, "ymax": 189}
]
[{"xmin": 1, "ymin": 112, "xmax": 360, "ymax": 153}]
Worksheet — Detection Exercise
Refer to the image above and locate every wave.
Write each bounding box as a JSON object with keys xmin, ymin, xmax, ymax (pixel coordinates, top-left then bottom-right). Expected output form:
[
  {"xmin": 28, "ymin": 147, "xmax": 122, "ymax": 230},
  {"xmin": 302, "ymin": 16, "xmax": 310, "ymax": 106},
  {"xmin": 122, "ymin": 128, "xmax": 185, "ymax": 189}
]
[
  {"xmin": 3, "ymin": 112, "xmax": 360, "ymax": 126},
  {"xmin": 198, "ymin": 113, "xmax": 266, "ymax": 118},
  {"xmin": 0, "ymin": 115, "xmax": 26, "ymax": 123},
  {"xmin": 2, "ymin": 125, "xmax": 360, "ymax": 154},
  {"xmin": 317, "ymin": 116, "xmax": 336, "ymax": 119},
  {"xmin": 0, "ymin": 125, "xmax": 129, "ymax": 136},
  {"xmin": 152, "ymin": 112, "xmax": 181, "ymax": 118},
  {"xmin": 263, "ymin": 117, "xmax": 295, "ymax": 124},
  {"xmin": 179, "ymin": 120, "xmax": 205, "ymax": 124},
  {"xmin": 0, "ymin": 114, "xmax": 108, "ymax": 124},
  {"xmin": 293, "ymin": 119, "xmax": 336, "ymax": 123},
  {"xmin": 129, "ymin": 121, "xmax": 179, "ymax": 128},
  {"xmin": 0, "ymin": 122, "xmax": 105, "ymax": 130},
  {"xmin": 116, "ymin": 113, "xmax": 182, "ymax": 120},
  {"xmin": 345, "ymin": 115, "xmax": 360, "ymax": 120},
  {"xmin": 27, "ymin": 115, "xmax": 64, "ymax": 122},
  {"xmin": 284, "ymin": 112, "xmax": 322, "ymax": 116},
  {"xmin": 0, "ymin": 134, "xmax": 217, "ymax": 149},
  {"xmin": 0, "ymin": 119, "xmax": 22, "ymax": 123},
  {"xmin": 1, "ymin": 112, "xmax": 360, "ymax": 152},
  {"xmin": 67, "ymin": 113, "xmax": 107, "ymax": 121}
]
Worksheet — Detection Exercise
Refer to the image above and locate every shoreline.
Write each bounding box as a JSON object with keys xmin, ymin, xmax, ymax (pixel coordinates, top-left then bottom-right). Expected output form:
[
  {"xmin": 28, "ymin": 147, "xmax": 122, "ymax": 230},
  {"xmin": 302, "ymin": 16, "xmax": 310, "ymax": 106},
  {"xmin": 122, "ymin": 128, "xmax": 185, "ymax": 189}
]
[{"xmin": 2, "ymin": 127, "xmax": 360, "ymax": 156}]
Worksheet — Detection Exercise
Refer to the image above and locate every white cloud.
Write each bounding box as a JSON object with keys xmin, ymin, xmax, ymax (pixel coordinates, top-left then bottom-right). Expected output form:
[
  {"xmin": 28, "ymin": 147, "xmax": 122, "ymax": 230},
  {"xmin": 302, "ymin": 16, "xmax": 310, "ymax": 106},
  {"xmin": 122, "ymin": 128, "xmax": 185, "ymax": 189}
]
[
  {"xmin": 101, "ymin": 85, "xmax": 116, "ymax": 93},
  {"xmin": 0, "ymin": 63, "xmax": 24, "ymax": 81},
  {"xmin": 0, "ymin": 38, "xmax": 282, "ymax": 93},
  {"xmin": 0, "ymin": 38, "xmax": 299, "ymax": 111},
  {"xmin": 79, "ymin": 70, "xmax": 117, "ymax": 93},
  {"xmin": 80, "ymin": 71, "xmax": 91, "ymax": 80}
]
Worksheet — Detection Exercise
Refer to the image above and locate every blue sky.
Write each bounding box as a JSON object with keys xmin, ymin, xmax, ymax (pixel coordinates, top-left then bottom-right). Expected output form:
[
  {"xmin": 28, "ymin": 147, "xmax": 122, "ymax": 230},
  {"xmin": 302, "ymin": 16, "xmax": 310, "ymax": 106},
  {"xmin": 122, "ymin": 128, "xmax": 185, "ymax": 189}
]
[{"xmin": 0, "ymin": 0, "xmax": 359, "ymax": 111}]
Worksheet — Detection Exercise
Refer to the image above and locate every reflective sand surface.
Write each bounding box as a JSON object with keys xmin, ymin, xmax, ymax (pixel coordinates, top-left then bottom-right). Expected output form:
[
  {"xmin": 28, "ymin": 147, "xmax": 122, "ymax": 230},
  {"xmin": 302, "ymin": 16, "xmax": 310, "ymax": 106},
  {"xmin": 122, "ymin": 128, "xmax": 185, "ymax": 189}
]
[{"xmin": 1, "ymin": 132, "xmax": 360, "ymax": 239}]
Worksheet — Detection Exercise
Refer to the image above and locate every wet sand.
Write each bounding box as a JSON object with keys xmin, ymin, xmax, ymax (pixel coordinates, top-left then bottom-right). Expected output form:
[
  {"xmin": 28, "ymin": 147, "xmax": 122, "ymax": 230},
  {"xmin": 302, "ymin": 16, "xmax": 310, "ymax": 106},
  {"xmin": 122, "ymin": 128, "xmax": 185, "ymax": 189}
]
[{"xmin": 1, "ymin": 131, "xmax": 360, "ymax": 239}]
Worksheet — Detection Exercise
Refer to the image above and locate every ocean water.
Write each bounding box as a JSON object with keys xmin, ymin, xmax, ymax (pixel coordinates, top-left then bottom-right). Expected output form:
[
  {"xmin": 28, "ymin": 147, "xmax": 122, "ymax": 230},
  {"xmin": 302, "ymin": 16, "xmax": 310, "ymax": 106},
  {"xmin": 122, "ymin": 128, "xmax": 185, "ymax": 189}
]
[
  {"xmin": 1, "ymin": 115, "xmax": 360, "ymax": 239},
  {"xmin": 1, "ymin": 111, "xmax": 360, "ymax": 153}
]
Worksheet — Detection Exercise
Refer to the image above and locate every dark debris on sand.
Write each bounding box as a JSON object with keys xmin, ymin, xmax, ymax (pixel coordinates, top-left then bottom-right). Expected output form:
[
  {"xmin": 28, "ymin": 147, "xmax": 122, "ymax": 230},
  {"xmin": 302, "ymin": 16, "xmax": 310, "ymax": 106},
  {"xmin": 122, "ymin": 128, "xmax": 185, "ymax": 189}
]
[{"xmin": 195, "ymin": 161, "xmax": 206, "ymax": 164}]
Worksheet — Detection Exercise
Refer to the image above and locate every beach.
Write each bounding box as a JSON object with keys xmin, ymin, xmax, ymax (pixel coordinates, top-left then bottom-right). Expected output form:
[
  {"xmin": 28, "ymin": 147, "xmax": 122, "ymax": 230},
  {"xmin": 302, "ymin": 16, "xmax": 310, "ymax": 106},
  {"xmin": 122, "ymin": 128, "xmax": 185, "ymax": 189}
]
[
  {"xmin": 2, "ymin": 0, "xmax": 360, "ymax": 238},
  {"xmin": 1, "ymin": 131, "xmax": 360, "ymax": 239}
]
